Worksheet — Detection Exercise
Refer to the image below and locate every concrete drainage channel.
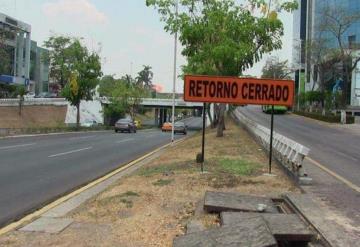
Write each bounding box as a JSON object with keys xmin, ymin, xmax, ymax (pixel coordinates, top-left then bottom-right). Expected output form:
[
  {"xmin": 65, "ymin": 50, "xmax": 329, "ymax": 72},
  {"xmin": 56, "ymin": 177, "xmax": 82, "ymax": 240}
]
[
  {"xmin": 175, "ymin": 191, "xmax": 331, "ymax": 247},
  {"xmin": 232, "ymin": 108, "xmax": 312, "ymax": 185}
]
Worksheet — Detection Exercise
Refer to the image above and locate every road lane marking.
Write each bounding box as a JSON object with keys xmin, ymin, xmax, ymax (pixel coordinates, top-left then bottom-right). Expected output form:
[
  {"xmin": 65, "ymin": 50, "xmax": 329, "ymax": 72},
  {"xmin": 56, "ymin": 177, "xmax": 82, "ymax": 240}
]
[
  {"xmin": 116, "ymin": 138, "xmax": 134, "ymax": 143},
  {"xmin": 0, "ymin": 143, "xmax": 36, "ymax": 150},
  {"xmin": 0, "ymin": 137, "xmax": 188, "ymax": 236},
  {"xmin": 48, "ymin": 147, "xmax": 93, "ymax": 158},
  {"xmin": 69, "ymin": 135, "xmax": 96, "ymax": 141},
  {"xmin": 306, "ymin": 157, "xmax": 360, "ymax": 193}
]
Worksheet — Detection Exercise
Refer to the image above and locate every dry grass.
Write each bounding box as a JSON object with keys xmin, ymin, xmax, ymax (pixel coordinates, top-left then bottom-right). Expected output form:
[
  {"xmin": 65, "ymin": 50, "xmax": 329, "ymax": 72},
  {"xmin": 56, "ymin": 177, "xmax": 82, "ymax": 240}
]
[{"xmin": 0, "ymin": 117, "xmax": 299, "ymax": 247}]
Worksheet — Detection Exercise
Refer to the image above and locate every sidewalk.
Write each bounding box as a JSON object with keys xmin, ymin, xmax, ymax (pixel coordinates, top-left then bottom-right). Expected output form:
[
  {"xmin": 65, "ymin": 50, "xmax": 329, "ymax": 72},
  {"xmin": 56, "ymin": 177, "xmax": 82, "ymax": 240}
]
[{"xmin": 301, "ymin": 158, "xmax": 360, "ymax": 246}]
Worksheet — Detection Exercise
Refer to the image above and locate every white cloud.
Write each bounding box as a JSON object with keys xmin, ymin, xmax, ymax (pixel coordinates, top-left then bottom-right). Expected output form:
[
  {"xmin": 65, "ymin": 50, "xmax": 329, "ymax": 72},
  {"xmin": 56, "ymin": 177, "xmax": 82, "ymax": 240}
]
[{"xmin": 42, "ymin": 0, "xmax": 108, "ymax": 25}]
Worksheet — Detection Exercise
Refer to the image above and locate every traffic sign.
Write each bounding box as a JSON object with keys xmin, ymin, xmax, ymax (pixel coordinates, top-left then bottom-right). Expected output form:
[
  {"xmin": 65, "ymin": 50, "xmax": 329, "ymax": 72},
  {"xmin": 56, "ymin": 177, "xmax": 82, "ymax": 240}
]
[{"xmin": 184, "ymin": 75, "xmax": 294, "ymax": 107}]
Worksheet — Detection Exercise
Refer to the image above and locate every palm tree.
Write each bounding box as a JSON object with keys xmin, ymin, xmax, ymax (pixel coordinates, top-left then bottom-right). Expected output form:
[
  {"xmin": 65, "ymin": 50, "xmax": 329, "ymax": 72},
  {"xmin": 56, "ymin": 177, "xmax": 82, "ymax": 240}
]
[{"xmin": 136, "ymin": 65, "xmax": 153, "ymax": 89}]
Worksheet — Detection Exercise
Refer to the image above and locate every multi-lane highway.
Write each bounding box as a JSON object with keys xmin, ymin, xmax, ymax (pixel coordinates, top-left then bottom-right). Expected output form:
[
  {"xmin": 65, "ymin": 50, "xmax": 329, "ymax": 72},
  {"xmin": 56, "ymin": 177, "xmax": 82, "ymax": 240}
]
[{"xmin": 0, "ymin": 118, "xmax": 200, "ymax": 227}]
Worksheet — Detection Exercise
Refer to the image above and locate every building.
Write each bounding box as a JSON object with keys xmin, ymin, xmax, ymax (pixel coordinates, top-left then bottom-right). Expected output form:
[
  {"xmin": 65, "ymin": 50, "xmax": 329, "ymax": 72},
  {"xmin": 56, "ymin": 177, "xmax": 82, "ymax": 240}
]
[
  {"xmin": 0, "ymin": 12, "xmax": 49, "ymax": 95},
  {"xmin": 293, "ymin": 0, "xmax": 360, "ymax": 106}
]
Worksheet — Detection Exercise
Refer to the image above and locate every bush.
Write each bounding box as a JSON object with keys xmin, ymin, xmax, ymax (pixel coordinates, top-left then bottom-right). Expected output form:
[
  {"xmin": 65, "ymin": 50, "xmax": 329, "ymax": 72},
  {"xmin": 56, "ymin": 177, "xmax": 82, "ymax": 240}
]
[{"xmin": 294, "ymin": 111, "xmax": 355, "ymax": 124}]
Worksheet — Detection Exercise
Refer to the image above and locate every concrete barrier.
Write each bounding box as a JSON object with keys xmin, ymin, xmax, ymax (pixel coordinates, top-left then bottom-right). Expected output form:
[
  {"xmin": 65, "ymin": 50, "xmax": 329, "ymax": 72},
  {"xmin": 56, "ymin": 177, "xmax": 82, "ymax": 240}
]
[{"xmin": 232, "ymin": 108, "xmax": 312, "ymax": 185}]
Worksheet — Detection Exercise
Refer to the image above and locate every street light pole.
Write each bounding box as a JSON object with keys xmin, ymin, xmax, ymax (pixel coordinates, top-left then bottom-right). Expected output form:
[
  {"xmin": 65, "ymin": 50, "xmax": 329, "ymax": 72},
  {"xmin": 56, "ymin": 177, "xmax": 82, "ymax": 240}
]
[
  {"xmin": 171, "ymin": 0, "xmax": 179, "ymax": 143},
  {"xmin": 297, "ymin": 39, "xmax": 302, "ymax": 111}
]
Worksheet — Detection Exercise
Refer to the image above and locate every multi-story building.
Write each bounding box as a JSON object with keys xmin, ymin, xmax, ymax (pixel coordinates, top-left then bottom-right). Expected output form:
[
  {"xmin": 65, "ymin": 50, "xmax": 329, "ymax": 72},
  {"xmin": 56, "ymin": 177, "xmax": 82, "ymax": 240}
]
[
  {"xmin": 0, "ymin": 12, "xmax": 49, "ymax": 95},
  {"xmin": 293, "ymin": 0, "xmax": 360, "ymax": 106}
]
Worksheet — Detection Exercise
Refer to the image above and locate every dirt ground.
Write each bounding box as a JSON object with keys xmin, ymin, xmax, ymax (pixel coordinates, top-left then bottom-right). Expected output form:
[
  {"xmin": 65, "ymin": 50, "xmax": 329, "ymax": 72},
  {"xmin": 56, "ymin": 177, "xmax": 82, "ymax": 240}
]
[
  {"xmin": 0, "ymin": 105, "xmax": 67, "ymax": 128},
  {"xmin": 0, "ymin": 118, "xmax": 299, "ymax": 247}
]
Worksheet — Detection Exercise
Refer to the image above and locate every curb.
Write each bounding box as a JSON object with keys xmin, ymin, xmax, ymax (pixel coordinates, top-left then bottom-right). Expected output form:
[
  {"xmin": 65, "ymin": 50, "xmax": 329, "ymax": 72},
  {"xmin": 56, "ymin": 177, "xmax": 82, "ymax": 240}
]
[{"xmin": 0, "ymin": 137, "xmax": 186, "ymax": 236}]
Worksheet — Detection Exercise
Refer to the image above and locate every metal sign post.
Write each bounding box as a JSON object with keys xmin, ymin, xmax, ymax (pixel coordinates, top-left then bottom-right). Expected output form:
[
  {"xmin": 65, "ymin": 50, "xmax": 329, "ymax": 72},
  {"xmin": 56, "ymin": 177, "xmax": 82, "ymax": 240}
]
[
  {"xmin": 201, "ymin": 103, "xmax": 206, "ymax": 172},
  {"xmin": 269, "ymin": 105, "xmax": 275, "ymax": 174}
]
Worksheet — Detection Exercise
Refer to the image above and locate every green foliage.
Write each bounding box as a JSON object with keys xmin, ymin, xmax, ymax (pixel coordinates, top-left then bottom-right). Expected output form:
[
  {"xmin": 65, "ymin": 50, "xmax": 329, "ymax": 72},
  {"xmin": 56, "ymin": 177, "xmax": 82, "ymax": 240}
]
[
  {"xmin": 43, "ymin": 35, "xmax": 73, "ymax": 88},
  {"xmin": 294, "ymin": 111, "xmax": 355, "ymax": 124},
  {"xmin": 261, "ymin": 56, "xmax": 293, "ymax": 79},
  {"xmin": 0, "ymin": 29, "xmax": 12, "ymax": 75},
  {"xmin": 60, "ymin": 39, "xmax": 102, "ymax": 107},
  {"xmin": 218, "ymin": 158, "xmax": 260, "ymax": 176},
  {"xmin": 147, "ymin": 0, "xmax": 297, "ymax": 77}
]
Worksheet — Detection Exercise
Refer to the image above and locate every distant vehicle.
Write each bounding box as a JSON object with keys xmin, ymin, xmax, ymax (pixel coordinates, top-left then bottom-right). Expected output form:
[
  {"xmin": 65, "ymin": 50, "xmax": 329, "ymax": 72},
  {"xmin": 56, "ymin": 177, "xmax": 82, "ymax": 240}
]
[
  {"xmin": 134, "ymin": 120, "xmax": 142, "ymax": 129},
  {"xmin": 174, "ymin": 122, "xmax": 187, "ymax": 135},
  {"xmin": 24, "ymin": 92, "xmax": 35, "ymax": 98},
  {"xmin": 262, "ymin": 105, "xmax": 288, "ymax": 114},
  {"xmin": 36, "ymin": 92, "xmax": 58, "ymax": 98},
  {"xmin": 81, "ymin": 120, "xmax": 98, "ymax": 127},
  {"xmin": 161, "ymin": 122, "xmax": 172, "ymax": 132},
  {"xmin": 115, "ymin": 119, "xmax": 137, "ymax": 133}
]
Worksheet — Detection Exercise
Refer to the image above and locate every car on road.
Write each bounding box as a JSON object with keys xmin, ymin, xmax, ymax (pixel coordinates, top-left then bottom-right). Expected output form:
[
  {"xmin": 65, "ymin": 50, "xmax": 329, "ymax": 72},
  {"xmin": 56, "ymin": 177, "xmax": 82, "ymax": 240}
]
[
  {"xmin": 161, "ymin": 122, "xmax": 172, "ymax": 132},
  {"xmin": 81, "ymin": 120, "xmax": 98, "ymax": 127},
  {"xmin": 174, "ymin": 122, "xmax": 187, "ymax": 135},
  {"xmin": 262, "ymin": 105, "xmax": 287, "ymax": 114},
  {"xmin": 115, "ymin": 119, "xmax": 137, "ymax": 133}
]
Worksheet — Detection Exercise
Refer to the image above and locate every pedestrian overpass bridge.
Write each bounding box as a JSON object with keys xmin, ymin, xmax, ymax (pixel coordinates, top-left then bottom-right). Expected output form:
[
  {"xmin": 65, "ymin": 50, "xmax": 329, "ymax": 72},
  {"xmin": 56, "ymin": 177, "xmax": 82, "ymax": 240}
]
[{"xmin": 99, "ymin": 97, "xmax": 203, "ymax": 108}]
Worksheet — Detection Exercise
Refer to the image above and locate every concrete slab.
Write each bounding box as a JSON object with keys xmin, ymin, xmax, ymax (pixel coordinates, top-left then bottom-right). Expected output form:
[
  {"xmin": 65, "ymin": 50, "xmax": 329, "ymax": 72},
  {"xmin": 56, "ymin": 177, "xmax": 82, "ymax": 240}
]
[
  {"xmin": 186, "ymin": 220, "xmax": 205, "ymax": 234},
  {"xmin": 203, "ymin": 191, "xmax": 278, "ymax": 213},
  {"xmin": 221, "ymin": 212, "xmax": 314, "ymax": 242},
  {"xmin": 174, "ymin": 217, "xmax": 277, "ymax": 247},
  {"xmin": 19, "ymin": 217, "xmax": 73, "ymax": 234}
]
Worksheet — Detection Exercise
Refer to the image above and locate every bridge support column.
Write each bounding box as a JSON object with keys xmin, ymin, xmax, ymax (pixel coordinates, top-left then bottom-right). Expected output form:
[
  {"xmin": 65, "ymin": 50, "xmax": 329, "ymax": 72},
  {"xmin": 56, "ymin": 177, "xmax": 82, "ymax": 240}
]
[
  {"xmin": 154, "ymin": 108, "xmax": 159, "ymax": 126},
  {"xmin": 163, "ymin": 109, "xmax": 168, "ymax": 123}
]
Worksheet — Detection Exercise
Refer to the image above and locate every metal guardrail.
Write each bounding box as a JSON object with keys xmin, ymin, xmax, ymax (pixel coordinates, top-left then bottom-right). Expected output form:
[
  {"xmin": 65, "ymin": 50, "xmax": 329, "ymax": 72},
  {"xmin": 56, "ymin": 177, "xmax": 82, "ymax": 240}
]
[{"xmin": 233, "ymin": 108, "xmax": 312, "ymax": 185}]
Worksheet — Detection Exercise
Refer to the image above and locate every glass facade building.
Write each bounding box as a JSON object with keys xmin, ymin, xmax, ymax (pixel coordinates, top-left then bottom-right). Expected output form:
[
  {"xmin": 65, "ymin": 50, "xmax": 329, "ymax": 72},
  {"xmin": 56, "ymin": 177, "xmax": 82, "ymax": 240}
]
[{"xmin": 293, "ymin": 0, "xmax": 360, "ymax": 106}]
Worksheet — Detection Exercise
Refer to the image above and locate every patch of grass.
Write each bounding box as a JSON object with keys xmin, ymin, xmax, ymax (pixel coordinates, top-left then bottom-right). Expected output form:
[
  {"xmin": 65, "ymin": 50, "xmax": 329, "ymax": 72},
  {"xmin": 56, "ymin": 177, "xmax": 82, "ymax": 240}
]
[
  {"xmin": 218, "ymin": 158, "xmax": 260, "ymax": 176},
  {"xmin": 120, "ymin": 198, "xmax": 133, "ymax": 208},
  {"xmin": 152, "ymin": 179, "xmax": 174, "ymax": 186},
  {"xmin": 119, "ymin": 191, "xmax": 139, "ymax": 197}
]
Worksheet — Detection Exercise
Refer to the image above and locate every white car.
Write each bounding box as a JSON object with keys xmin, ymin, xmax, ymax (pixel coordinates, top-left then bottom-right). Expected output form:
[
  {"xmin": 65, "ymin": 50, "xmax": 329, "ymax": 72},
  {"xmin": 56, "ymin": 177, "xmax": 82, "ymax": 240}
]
[{"xmin": 81, "ymin": 120, "xmax": 98, "ymax": 127}]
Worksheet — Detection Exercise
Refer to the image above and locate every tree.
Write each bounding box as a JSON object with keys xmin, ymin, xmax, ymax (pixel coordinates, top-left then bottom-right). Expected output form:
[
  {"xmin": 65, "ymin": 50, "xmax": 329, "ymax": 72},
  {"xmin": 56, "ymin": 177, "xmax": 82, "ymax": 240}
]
[
  {"xmin": 16, "ymin": 85, "xmax": 27, "ymax": 116},
  {"xmin": 261, "ymin": 56, "xmax": 293, "ymax": 79},
  {"xmin": 0, "ymin": 29, "xmax": 12, "ymax": 76},
  {"xmin": 317, "ymin": 5, "xmax": 360, "ymax": 105},
  {"xmin": 136, "ymin": 65, "xmax": 154, "ymax": 89},
  {"xmin": 99, "ymin": 75, "xmax": 147, "ymax": 124},
  {"xmin": 43, "ymin": 35, "xmax": 73, "ymax": 89},
  {"xmin": 147, "ymin": 0, "xmax": 298, "ymax": 137},
  {"xmin": 61, "ymin": 39, "xmax": 102, "ymax": 128}
]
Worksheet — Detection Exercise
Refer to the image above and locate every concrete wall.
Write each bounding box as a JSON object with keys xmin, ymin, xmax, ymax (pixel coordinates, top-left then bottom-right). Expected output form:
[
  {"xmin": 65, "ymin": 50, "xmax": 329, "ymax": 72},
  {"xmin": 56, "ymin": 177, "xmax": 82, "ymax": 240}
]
[{"xmin": 0, "ymin": 105, "xmax": 67, "ymax": 128}]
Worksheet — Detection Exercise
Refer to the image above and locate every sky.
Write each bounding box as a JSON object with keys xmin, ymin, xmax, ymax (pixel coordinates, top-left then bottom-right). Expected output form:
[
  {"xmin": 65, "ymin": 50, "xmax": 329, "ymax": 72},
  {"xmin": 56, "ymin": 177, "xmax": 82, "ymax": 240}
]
[{"xmin": 0, "ymin": 0, "xmax": 294, "ymax": 93}]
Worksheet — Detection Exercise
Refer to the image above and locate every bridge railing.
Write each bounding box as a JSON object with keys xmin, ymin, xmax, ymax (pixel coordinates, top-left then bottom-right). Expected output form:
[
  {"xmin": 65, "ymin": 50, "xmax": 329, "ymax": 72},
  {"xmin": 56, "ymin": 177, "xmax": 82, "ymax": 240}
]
[
  {"xmin": 0, "ymin": 98, "xmax": 68, "ymax": 106},
  {"xmin": 232, "ymin": 108, "xmax": 312, "ymax": 185}
]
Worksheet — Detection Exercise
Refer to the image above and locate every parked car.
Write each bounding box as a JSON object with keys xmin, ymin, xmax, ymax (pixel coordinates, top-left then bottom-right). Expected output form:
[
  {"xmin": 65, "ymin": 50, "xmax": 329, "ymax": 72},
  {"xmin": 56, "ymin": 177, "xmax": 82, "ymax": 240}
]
[
  {"xmin": 134, "ymin": 120, "xmax": 142, "ymax": 129},
  {"xmin": 81, "ymin": 120, "xmax": 98, "ymax": 127},
  {"xmin": 174, "ymin": 122, "xmax": 187, "ymax": 135},
  {"xmin": 115, "ymin": 119, "xmax": 137, "ymax": 133},
  {"xmin": 161, "ymin": 122, "xmax": 172, "ymax": 132},
  {"xmin": 24, "ymin": 92, "xmax": 35, "ymax": 99}
]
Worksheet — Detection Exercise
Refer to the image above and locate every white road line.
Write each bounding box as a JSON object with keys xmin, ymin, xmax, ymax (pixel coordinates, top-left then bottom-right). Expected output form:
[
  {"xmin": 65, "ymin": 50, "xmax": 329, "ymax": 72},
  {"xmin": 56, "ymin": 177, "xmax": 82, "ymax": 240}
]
[
  {"xmin": 0, "ymin": 143, "xmax": 37, "ymax": 150},
  {"xmin": 69, "ymin": 135, "xmax": 96, "ymax": 140},
  {"xmin": 116, "ymin": 138, "xmax": 134, "ymax": 143},
  {"xmin": 48, "ymin": 147, "xmax": 93, "ymax": 158}
]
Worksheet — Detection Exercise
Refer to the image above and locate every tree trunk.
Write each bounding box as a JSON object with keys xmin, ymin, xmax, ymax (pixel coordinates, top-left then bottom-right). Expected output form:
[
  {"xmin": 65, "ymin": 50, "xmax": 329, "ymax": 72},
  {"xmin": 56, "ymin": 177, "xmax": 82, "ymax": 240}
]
[
  {"xmin": 216, "ymin": 104, "xmax": 226, "ymax": 137},
  {"xmin": 206, "ymin": 103, "xmax": 214, "ymax": 128},
  {"xmin": 76, "ymin": 102, "xmax": 80, "ymax": 129},
  {"xmin": 18, "ymin": 98, "xmax": 23, "ymax": 116}
]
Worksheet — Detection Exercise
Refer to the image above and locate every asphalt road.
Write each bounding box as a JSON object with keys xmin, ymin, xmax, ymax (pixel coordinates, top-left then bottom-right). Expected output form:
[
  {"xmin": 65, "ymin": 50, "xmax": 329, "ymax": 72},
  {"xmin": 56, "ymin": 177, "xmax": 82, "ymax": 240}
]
[
  {"xmin": 238, "ymin": 105, "xmax": 360, "ymax": 187},
  {"xmin": 0, "ymin": 118, "xmax": 201, "ymax": 227}
]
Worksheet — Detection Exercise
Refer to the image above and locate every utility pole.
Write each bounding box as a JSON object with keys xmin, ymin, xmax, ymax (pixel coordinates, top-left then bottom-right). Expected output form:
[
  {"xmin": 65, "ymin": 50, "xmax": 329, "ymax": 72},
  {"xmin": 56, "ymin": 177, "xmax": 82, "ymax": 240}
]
[{"xmin": 171, "ymin": 0, "xmax": 178, "ymax": 143}]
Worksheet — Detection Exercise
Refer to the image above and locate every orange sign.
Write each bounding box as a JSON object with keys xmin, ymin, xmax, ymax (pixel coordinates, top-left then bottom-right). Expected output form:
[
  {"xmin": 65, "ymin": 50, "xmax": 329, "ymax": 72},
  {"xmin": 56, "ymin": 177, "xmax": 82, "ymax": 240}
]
[{"xmin": 184, "ymin": 75, "xmax": 294, "ymax": 107}]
